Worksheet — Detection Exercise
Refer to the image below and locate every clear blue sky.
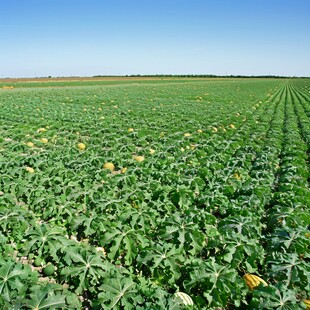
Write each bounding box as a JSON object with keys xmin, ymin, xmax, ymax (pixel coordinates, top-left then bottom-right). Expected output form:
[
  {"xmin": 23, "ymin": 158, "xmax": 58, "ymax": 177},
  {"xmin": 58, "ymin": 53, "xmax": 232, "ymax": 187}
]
[{"xmin": 1, "ymin": 0, "xmax": 309, "ymax": 77}]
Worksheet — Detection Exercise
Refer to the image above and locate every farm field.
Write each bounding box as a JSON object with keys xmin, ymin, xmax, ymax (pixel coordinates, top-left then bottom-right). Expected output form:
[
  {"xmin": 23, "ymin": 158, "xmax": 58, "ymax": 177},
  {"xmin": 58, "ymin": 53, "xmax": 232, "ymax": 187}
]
[{"xmin": 0, "ymin": 78, "xmax": 309, "ymax": 309}]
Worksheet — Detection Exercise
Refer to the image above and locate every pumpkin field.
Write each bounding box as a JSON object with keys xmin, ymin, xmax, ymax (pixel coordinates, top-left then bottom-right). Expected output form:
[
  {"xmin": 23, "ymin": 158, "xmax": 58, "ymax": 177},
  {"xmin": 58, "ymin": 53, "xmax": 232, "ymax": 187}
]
[{"xmin": 0, "ymin": 77, "xmax": 309, "ymax": 309}]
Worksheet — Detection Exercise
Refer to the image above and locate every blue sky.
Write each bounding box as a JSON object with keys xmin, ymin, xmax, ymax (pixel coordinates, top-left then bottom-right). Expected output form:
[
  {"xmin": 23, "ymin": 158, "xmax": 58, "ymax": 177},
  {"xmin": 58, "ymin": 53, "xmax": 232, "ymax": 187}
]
[{"xmin": 1, "ymin": 0, "xmax": 309, "ymax": 77}]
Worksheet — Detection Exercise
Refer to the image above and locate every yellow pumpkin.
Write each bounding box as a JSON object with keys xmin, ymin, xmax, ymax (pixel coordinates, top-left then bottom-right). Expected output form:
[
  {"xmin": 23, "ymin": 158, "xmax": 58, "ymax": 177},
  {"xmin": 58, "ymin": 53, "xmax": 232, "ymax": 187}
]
[
  {"xmin": 25, "ymin": 167, "xmax": 35, "ymax": 173},
  {"xmin": 77, "ymin": 143, "xmax": 86, "ymax": 150},
  {"xmin": 103, "ymin": 162, "xmax": 115, "ymax": 172},
  {"xmin": 303, "ymin": 300, "xmax": 310, "ymax": 310},
  {"xmin": 133, "ymin": 155, "xmax": 145, "ymax": 162},
  {"xmin": 243, "ymin": 274, "xmax": 268, "ymax": 290}
]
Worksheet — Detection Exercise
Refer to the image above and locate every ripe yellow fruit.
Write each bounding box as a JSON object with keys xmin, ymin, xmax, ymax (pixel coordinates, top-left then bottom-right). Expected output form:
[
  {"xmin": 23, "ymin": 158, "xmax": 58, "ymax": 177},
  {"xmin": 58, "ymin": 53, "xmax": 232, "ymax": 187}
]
[
  {"xmin": 303, "ymin": 299, "xmax": 310, "ymax": 309},
  {"xmin": 133, "ymin": 155, "xmax": 145, "ymax": 162},
  {"xmin": 128, "ymin": 128, "xmax": 134, "ymax": 132},
  {"xmin": 184, "ymin": 133, "xmax": 191, "ymax": 137},
  {"xmin": 25, "ymin": 167, "xmax": 35, "ymax": 173},
  {"xmin": 212, "ymin": 127, "xmax": 218, "ymax": 133},
  {"xmin": 26, "ymin": 142, "xmax": 34, "ymax": 147},
  {"xmin": 78, "ymin": 143, "xmax": 86, "ymax": 150},
  {"xmin": 197, "ymin": 129, "xmax": 203, "ymax": 133},
  {"xmin": 103, "ymin": 162, "xmax": 115, "ymax": 172},
  {"xmin": 243, "ymin": 274, "xmax": 268, "ymax": 290},
  {"xmin": 233, "ymin": 173, "xmax": 241, "ymax": 180},
  {"xmin": 40, "ymin": 138, "xmax": 48, "ymax": 143},
  {"xmin": 121, "ymin": 167, "xmax": 127, "ymax": 173},
  {"xmin": 37, "ymin": 128, "xmax": 46, "ymax": 133},
  {"xmin": 149, "ymin": 149, "xmax": 155, "ymax": 155},
  {"xmin": 229, "ymin": 124, "xmax": 236, "ymax": 129}
]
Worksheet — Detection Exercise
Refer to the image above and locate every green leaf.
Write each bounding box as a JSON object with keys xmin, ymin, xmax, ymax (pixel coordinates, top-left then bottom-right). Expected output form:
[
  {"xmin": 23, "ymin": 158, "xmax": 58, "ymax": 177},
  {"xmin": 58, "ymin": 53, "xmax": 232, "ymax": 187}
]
[
  {"xmin": 24, "ymin": 284, "xmax": 66, "ymax": 309},
  {"xmin": 60, "ymin": 245, "xmax": 108, "ymax": 294},
  {"xmin": 98, "ymin": 275, "xmax": 139, "ymax": 309},
  {"xmin": 0, "ymin": 259, "xmax": 33, "ymax": 303},
  {"xmin": 251, "ymin": 283, "xmax": 299, "ymax": 309}
]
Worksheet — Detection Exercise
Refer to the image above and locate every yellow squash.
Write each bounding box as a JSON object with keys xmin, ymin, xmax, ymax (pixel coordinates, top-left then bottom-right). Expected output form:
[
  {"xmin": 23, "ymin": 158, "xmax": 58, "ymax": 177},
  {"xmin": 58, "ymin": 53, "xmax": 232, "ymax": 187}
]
[
  {"xmin": 77, "ymin": 143, "xmax": 86, "ymax": 150},
  {"xmin": 103, "ymin": 162, "xmax": 115, "ymax": 172},
  {"xmin": 243, "ymin": 274, "xmax": 268, "ymax": 290},
  {"xmin": 303, "ymin": 299, "xmax": 310, "ymax": 310}
]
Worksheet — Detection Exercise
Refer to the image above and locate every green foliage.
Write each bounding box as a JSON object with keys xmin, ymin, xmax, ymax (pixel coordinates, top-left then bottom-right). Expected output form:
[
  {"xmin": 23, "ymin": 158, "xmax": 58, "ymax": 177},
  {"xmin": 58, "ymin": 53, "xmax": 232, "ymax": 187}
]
[
  {"xmin": 60, "ymin": 245, "xmax": 108, "ymax": 294},
  {"xmin": 0, "ymin": 259, "xmax": 34, "ymax": 303},
  {"xmin": 0, "ymin": 78, "xmax": 309, "ymax": 308}
]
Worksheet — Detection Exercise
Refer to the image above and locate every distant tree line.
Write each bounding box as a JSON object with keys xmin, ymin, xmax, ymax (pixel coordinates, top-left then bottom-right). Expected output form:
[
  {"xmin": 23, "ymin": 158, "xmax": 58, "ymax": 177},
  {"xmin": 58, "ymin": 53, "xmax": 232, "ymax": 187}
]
[{"xmin": 93, "ymin": 74, "xmax": 308, "ymax": 79}]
